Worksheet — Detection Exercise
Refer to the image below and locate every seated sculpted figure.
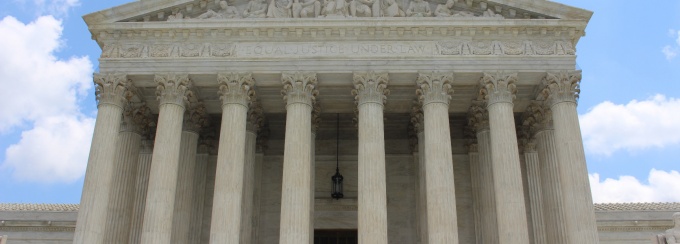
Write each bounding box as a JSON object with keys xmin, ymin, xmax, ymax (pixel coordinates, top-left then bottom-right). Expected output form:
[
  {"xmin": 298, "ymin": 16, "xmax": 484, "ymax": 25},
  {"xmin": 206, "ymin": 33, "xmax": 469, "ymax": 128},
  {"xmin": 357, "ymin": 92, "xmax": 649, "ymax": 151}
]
[
  {"xmin": 293, "ymin": 0, "xmax": 321, "ymax": 17},
  {"xmin": 350, "ymin": 0, "xmax": 377, "ymax": 17},
  {"xmin": 243, "ymin": 0, "xmax": 268, "ymax": 18},
  {"xmin": 197, "ymin": 1, "xmax": 240, "ymax": 19},
  {"xmin": 267, "ymin": 0, "xmax": 293, "ymax": 18},
  {"xmin": 321, "ymin": 0, "xmax": 349, "ymax": 17},
  {"xmin": 380, "ymin": 0, "xmax": 405, "ymax": 17},
  {"xmin": 406, "ymin": 0, "xmax": 431, "ymax": 17},
  {"xmin": 482, "ymin": 8, "xmax": 503, "ymax": 18},
  {"xmin": 434, "ymin": 0, "xmax": 455, "ymax": 17},
  {"xmin": 666, "ymin": 212, "xmax": 680, "ymax": 244}
]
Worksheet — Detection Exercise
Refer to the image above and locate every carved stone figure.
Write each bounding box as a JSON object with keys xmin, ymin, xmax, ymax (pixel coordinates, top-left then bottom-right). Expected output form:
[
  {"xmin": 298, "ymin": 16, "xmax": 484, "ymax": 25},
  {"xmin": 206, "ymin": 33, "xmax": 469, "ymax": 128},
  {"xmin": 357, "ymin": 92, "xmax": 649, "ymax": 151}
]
[
  {"xmin": 434, "ymin": 0, "xmax": 455, "ymax": 17},
  {"xmin": 380, "ymin": 0, "xmax": 404, "ymax": 17},
  {"xmin": 267, "ymin": 0, "xmax": 293, "ymax": 18},
  {"xmin": 293, "ymin": 0, "xmax": 321, "ymax": 18},
  {"xmin": 321, "ymin": 0, "xmax": 349, "ymax": 17},
  {"xmin": 196, "ymin": 1, "xmax": 240, "ymax": 19},
  {"xmin": 167, "ymin": 10, "xmax": 186, "ymax": 21},
  {"xmin": 243, "ymin": 0, "xmax": 268, "ymax": 18},
  {"xmin": 482, "ymin": 8, "xmax": 504, "ymax": 18},
  {"xmin": 406, "ymin": 0, "xmax": 431, "ymax": 17},
  {"xmin": 350, "ymin": 0, "xmax": 378, "ymax": 17},
  {"xmin": 667, "ymin": 213, "xmax": 680, "ymax": 244}
]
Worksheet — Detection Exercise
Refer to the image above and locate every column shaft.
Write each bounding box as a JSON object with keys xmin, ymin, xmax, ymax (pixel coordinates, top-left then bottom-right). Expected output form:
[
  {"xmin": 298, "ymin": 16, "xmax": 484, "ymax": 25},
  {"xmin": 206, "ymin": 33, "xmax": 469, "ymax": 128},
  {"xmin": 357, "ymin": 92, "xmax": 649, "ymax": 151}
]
[
  {"xmin": 188, "ymin": 146, "xmax": 209, "ymax": 244},
  {"xmin": 104, "ymin": 131, "xmax": 142, "ymax": 244},
  {"xmin": 417, "ymin": 131, "xmax": 428, "ymax": 244},
  {"xmin": 128, "ymin": 140, "xmax": 153, "ymax": 244},
  {"xmin": 251, "ymin": 153, "xmax": 265, "ymax": 244},
  {"xmin": 477, "ymin": 130, "xmax": 499, "ymax": 244},
  {"xmin": 171, "ymin": 130, "xmax": 199, "ymax": 244},
  {"xmin": 524, "ymin": 150, "xmax": 547, "ymax": 244},
  {"xmin": 468, "ymin": 149, "xmax": 483, "ymax": 244},
  {"xmin": 210, "ymin": 104, "xmax": 249, "ymax": 243},
  {"xmin": 536, "ymin": 130, "xmax": 569, "ymax": 243},
  {"xmin": 552, "ymin": 102, "xmax": 599, "ymax": 243},
  {"xmin": 357, "ymin": 102, "xmax": 389, "ymax": 244},
  {"xmin": 140, "ymin": 103, "xmax": 186, "ymax": 243},
  {"xmin": 201, "ymin": 155, "xmax": 218, "ymax": 244},
  {"xmin": 74, "ymin": 73, "xmax": 127, "ymax": 244},
  {"xmin": 240, "ymin": 130, "xmax": 257, "ymax": 244}
]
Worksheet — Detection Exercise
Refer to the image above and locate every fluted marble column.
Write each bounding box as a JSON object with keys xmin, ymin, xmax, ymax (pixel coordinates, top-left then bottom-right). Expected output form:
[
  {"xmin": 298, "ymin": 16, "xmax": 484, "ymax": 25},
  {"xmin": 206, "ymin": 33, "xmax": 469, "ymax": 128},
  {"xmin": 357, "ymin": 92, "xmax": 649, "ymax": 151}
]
[
  {"xmin": 416, "ymin": 72, "xmax": 459, "ymax": 243},
  {"xmin": 104, "ymin": 104, "xmax": 152, "ymax": 244},
  {"xmin": 410, "ymin": 106, "xmax": 428, "ymax": 244},
  {"xmin": 466, "ymin": 140, "xmax": 482, "ymax": 244},
  {"xmin": 240, "ymin": 101, "xmax": 263, "ymax": 244},
  {"xmin": 141, "ymin": 74, "xmax": 193, "ymax": 244},
  {"xmin": 74, "ymin": 73, "xmax": 129, "ymax": 244},
  {"xmin": 279, "ymin": 72, "xmax": 318, "ymax": 244},
  {"xmin": 252, "ymin": 129, "xmax": 268, "ymax": 244},
  {"xmin": 526, "ymin": 103, "xmax": 569, "ymax": 243},
  {"xmin": 129, "ymin": 139, "xmax": 153, "ymax": 244},
  {"xmin": 171, "ymin": 104, "xmax": 206, "ymax": 244},
  {"xmin": 520, "ymin": 139, "xmax": 547, "ymax": 244},
  {"xmin": 479, "ymin": 72, "xmax": 530, "ymax": 243},
  {"xmin": 353, "ymin": 72, "xmax": 389, "ymax": 244},
  {"xmin": 201, "ymin": 152, "xmax": 218, "ymax": 244},
  {"xmin": 541, "ymin": 71, "xmax": 598, "ymax": 243},
  {"xmin": 468, "ymin": 104, "xmax": 499, "ymax": 244},
  {"xmin": 188, "ymin": 140, "xmax": 210, "ymax": 244},
  {"xmin": 310, "ymin": 103, "xmax": 320, "ymax": 244},
  {"xmin": 210, "ymin": 73, "xmax": 254, "ymax": 243}
]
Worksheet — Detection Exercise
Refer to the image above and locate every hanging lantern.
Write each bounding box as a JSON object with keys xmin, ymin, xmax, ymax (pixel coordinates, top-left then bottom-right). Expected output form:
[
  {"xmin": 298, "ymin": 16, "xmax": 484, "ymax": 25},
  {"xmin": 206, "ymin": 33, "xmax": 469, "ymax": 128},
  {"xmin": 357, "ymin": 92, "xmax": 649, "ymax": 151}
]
[{"xmin": 331, "ymin": 113, "xmax": 344, "ymax": 200}]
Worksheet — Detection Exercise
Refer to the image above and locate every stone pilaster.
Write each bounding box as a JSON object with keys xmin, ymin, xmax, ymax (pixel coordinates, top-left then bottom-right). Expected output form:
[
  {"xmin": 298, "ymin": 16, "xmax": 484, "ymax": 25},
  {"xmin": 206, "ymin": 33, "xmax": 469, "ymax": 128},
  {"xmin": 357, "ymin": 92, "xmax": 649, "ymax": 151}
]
[
  {"xmin": 416, "ymin": 72, "xmax": 459, "ymax": 243},
  {"xmin": 410, "ymin": 104, "xmax": 428, "ymax": 244},
  {"xmin": 171, "ymin": 104, "xmax": 207, "ymax": 244},
  {"xmin": 479, "ymin": 72, "xmax": 530, "ymax": 243},
  {"xmin": 210, "ymin": 72, "xmax": 255, "ymax": 243},
  {"xmin": 141, "ymin": 74, "xmax": 193, "ymax": 244},
  {"xmin": 241, "ymin": 101, "xmax": 263, "ymax": 244},
  {"xmin": 129, "ymin": 139, "xmax": 154, "ymax": 244},
  {"xmin": 104, "ymin": 103, "xmax": 153, "ymax": 244},
  {"xmin": 468, "ymin": 103, "xmax": 499, "ymax": 244},
  {"xmin": 540, "ymin": 71, "xmax": 598, "ymax": 243},
  {"xmin": 188, "ymin": 140, "xmax": 210, "ymax": 244},
  {"xmin": 74, "ymin": 73, "xmax": 129, "ymax": 244},
  {"xmin": 279, "ymin": 72, "xmax": 318, "ymax": 244},
  {"xmin": 526, "ymin": 103, "xmax": 569, "ymax": 243},
  {"xmin": 353, "ymin": 71, "xmax": 390, "ymax": 244}
]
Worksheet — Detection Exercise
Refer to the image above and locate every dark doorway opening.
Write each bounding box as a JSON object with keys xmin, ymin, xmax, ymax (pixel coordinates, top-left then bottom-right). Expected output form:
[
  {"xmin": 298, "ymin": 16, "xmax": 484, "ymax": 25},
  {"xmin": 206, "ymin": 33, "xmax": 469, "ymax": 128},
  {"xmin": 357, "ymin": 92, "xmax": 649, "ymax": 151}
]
[{"xmin": 314, "ymin": 229, "xmax": 358, "ymax": 244}]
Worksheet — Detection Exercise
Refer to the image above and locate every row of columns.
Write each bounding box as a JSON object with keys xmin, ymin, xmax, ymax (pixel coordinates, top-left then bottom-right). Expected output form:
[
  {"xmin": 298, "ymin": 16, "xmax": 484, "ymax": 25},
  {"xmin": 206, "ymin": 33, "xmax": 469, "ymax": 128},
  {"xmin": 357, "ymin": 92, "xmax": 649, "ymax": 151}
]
[{"xmin": 75, "ymin": 70, "xmax": 597, "ymax": 244}]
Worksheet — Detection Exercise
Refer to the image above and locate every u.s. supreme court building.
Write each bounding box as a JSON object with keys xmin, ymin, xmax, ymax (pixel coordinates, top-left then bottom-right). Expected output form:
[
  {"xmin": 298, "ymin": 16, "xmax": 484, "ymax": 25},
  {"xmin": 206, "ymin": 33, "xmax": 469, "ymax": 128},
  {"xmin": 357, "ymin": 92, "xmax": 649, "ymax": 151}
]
[{"xmin": 26, "ymin": 0, "xmax": 612, "ymax": 243}]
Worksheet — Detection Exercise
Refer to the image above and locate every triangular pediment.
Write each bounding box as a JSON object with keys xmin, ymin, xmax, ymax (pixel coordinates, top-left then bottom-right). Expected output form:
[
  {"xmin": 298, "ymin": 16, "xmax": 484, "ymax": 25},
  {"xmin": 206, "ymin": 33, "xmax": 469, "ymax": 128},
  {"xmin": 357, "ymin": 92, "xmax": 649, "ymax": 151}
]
[{"xmin": 83, "ymin": 0, "xmax": 592, "ymax": 25}]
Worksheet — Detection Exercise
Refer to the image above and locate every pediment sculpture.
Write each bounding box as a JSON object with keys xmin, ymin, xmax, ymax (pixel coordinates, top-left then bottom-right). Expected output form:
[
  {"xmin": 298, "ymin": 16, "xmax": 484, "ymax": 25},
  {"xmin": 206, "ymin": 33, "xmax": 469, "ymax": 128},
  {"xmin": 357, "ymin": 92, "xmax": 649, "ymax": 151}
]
[
  {"xmin": 162, "ymin": 0, "xmax": 510, "ymax": 20},
  {"xmin": 654, "ymin": 212, "xmax": 680, "ymax": 244}
]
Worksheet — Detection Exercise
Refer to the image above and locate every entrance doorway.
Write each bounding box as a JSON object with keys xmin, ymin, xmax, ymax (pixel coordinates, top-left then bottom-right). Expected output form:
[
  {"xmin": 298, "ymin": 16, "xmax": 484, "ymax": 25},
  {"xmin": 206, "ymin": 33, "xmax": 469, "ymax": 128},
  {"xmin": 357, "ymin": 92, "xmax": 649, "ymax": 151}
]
[{"xmin": 314, "ymin": 229, "xmax": 358, "ymax": 244}]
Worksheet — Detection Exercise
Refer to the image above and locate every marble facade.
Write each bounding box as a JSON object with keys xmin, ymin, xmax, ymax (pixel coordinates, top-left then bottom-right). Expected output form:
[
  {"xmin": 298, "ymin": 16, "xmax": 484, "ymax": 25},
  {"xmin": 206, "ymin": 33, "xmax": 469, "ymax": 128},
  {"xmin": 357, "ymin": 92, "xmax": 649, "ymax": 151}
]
[{"xmin": 15, "ymin": 0, "xmax": 605, "ymax": 243}]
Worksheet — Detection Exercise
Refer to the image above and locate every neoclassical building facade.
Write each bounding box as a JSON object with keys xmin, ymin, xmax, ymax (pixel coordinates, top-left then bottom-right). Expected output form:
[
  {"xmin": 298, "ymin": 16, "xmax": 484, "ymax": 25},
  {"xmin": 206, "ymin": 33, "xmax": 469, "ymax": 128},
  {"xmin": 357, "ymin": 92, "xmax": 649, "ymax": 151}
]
[{"xmin": 73, "ymin": 0, "xmax": 597, "ymax": 243}]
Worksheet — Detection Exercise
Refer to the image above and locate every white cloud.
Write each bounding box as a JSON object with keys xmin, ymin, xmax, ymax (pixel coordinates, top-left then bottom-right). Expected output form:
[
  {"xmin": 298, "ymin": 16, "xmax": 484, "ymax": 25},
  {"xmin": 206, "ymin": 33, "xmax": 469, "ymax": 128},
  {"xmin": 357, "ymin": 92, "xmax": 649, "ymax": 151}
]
[
  {"xmin": 14, "ymin": 0, "xmax": 81, "ymax": 17},
  {"xmin": 662, "ymin": 29, "xmax": 680, "ymax": 60},
  {"xmin": 579, "ymin": 95, "xmax": 680, "ymax": 155},
  {"xmin": 590, "ymin": 169, "xmax": 680, "ymax": 203},
  {"xmin": 0, "ymin": 16, "xmax": 94, "ymax": 183}
]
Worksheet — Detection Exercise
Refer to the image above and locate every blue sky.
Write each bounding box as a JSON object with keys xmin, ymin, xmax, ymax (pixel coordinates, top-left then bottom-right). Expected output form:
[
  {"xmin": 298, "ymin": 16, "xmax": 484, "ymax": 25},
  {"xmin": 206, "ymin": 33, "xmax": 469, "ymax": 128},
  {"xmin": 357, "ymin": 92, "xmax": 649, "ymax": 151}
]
[{"xmin": 0, "ymin": 0, "xmax": 678, "ymax": 204}]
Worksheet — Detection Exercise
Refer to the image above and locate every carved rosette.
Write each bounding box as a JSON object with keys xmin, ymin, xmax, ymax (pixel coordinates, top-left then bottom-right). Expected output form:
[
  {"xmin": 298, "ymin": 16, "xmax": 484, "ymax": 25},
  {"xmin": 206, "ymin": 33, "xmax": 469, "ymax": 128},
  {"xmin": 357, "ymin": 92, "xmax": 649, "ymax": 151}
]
[
  {"xmin": 539, "ymin": 71, "xmax": 582, "ymax": 106},
  {"xmin": 217, "ymin": 72, "xmax": 255, "ymax": 108},
  {"xmin": 183, "ymin": 103, "xmax": 209, "ymax": 133},
  {"xmin": 479, "ymin": 72, "xmax": 518, "ymax": 106},
  {"xmin": 352, "ymin": 72, "xmax": 390, "ymax": 106},
  {"xmin": 467, "ymin": 102, "xmax": 490, "ymax": 132},
  {"xmin": 410, "ymin": 100, "xmax": 424, "ymax": 133},
  {"xmin": 416, "ymin": 72, "xmax": 454, "ymax": 106},
  {"xmin": 281, "ymin": 72, "xmax": 318, "ymax": 107},
  {"xmin": 120, "ymin": 103, "xmax": 155, "ymax": 135},
  {"xmin": 94, "ymin": 73, "xmax": 130, "ymax": 108},
  {"xmin": 155, "ymin": 74, "xmax": 193, "ymax": 107},
  {"xmin": 247, "ymin": 100, "xmax": 265, "ymax": 133},
  {"xmin": 311, "ymin": 101, "xmax": 322, "ymax": 133}
]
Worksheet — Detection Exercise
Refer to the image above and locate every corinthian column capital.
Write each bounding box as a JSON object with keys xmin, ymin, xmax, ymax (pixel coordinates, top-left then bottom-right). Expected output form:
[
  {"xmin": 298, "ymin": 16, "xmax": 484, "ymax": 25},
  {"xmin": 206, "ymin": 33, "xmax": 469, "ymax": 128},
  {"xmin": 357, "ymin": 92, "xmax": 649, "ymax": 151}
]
[
  {"xmin": 352, "ymin": 71, "xmax": 389, "ymax": 106},
  {"xmin": 281, "ymin": 72, "xmax": 318, "ymax": 107},
  {"xmin": 311, "ymin": 101, "xmax": 321, "ymax": 133},
  {"xmin": 540, "ymin": 71, "xmax": 582, "ymax": 106},
  {"xmin": 155, "ymin": 74, "xmax": 193, "ymax": 107},
  {"xmin": 467, "ymin": 102, "xmax": 490, "ymax": 132},
  {"xmin": 416, "ymin": 72, "xmax": 454, "ymax": 106},
  {"xmin": 410, "ymin": 100, "xmax": 424, "ymax": 133},
  {"xmin": 479, "ymin": 72, "xmax": 518, "ymax": 106},
  {"xmin": 218, "ymin": 72, "xmax": 255, "ymax": 108},
  {"xmin": 183, "ymin": 103, "xmax": 209, "ymax": 133},
  {"xmin": 247, "ymin": 100, "xmax": 265, "ymax": 133},
  {"xmin": 121, "ymin": 103, "xmax": 155, "ymax": 134},
  {"xmin": 94, "ymin": 73, "xmax": 130, "ymax": 108},
  {"xmin": 523, "ymin": 102, "xmax": 553, "ymax": 135}
]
